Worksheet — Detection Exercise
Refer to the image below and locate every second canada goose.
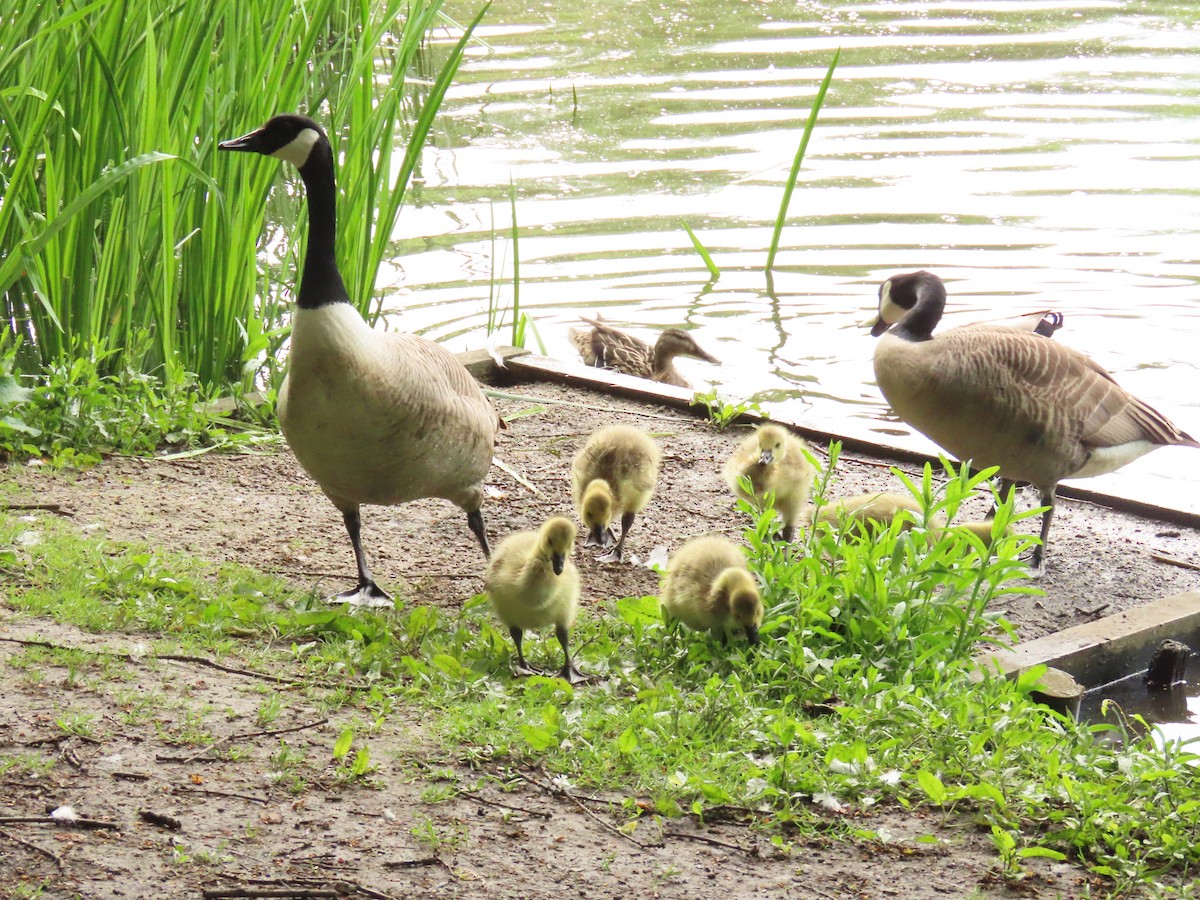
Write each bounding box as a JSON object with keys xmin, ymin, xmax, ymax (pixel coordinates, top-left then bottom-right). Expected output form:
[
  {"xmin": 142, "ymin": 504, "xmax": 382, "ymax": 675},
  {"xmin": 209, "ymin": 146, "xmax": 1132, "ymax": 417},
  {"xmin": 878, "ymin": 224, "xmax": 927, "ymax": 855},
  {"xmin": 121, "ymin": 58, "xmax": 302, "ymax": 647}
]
[
  {"xmin": 220, "ymin": 114, "xmax": 500, "ymax": 605},
  {"xmin": 871, "ymin": 270, "xmax": 1200, "ymax": 572},
  {"xmin": 723, "ymin": 424, "xmax": 816, "ymax": 541},
  {"xmin": 660, "ymin": 535, "xmax": 763, "ymax": 645},
  {"xmin": 870, "ymin": 279, "xmax": 1064, "ymax": 338},
  {"xmin": 568, "ymin": 317, "xmax": 720, "ymax": 388},
  {"xmin": 572, "ymin": 424, "xmax": 661, "ymax": 563},
  {"xmin": 484, "ymin": 517, "xmax": 587, "ymax": 684}
]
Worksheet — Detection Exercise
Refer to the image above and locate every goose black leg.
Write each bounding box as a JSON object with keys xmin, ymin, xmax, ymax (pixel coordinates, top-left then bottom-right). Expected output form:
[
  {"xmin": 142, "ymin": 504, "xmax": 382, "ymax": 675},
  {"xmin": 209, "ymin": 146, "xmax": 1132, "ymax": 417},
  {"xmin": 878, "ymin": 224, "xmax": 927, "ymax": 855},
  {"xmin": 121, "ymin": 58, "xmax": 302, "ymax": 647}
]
[
  {"xmin": 1028, "ymin": 489, "xmax": 1055, "ymax": 577},
  {"xmin": 467, "ymin": 508, "xmax": 491, "ymax": 559},
  {"xmin": 988, "ymin": 478, "xmax": 1017, "ymax": 519},
  {"xmin": 333, "ymin": 508, "xmax": 391, "ymax": 606},
  {"xmin": 555, "ymin": 623, "xmax": 590, "ymax": 685},
  {"xmin": 598, "ymin": 510, "xmax": 637, "ymax": 563}
]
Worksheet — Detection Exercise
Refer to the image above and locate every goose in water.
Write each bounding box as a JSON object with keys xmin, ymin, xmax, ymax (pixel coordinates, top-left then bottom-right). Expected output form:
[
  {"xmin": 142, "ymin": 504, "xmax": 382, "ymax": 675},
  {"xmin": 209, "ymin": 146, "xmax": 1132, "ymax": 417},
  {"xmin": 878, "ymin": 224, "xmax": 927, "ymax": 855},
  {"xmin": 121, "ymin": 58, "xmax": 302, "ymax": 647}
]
[
  {"xmin": 220, "ymin": 114, "xmax": 501, "ymax": 605},
  {"xmin": 871, "ymin": 270, "xmax": 1198, "ymax": 573},
  {"xmin": 568, "ymin": 317, "xmax": 720, "ymax": 388}
]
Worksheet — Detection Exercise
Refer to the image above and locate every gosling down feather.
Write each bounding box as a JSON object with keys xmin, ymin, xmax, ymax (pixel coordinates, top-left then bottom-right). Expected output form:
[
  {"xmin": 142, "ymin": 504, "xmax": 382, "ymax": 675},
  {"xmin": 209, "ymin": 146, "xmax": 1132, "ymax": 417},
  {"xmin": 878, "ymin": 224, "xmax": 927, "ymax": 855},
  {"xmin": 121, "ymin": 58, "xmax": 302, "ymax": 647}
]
[
  {"xmin": 572, "ymin": 424, "xmax": 661, "ymax": 563},
  {"xmin": 220, "ymin": 114, "xmax": 500, "ymax": 605},
  {"xmin": 723, "ymin": 424, "xmax": 816, "ymax": 542},
  {"xmin": 870, "ymin": 278, "xmax": 1064, "ymax": 339},
  {"xmin": 871, "ymin": 270, "xmax": 1200, "ymax": 573},
  {"xmin": 485, "ymin": 517, "xmax": 587, "ymax": 684},
  {"xmin": 568, "ymin": 317, "xmax": 720, "ymax": 388},
  {"xmin": 815, "ymin": 492, "xmax": 997, "ymax": 542},
  {"xmin": 661, "ymin": 536, "xmax": 763, "ymax": 645}
]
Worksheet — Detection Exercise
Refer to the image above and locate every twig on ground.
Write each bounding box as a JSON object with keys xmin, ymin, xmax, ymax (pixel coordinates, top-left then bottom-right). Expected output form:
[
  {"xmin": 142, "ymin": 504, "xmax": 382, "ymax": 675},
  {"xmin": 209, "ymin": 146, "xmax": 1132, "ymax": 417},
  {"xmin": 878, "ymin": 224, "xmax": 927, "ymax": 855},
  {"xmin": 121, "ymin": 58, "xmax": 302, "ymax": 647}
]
[
  {"xmin": 1151, "ymin": 551, "xmax": 1200, "ymax": 572},
  {"xmin": 0, "ymin": 815, "xmax": 118, "ymax": 830},
  {"xmin": 665, "ymin": 830, "xmax": 756, "ymax": 854},
  {"xmin": 201, "ymin": 890, "xmax": 344, "ymax": 899},
  {"xmin": 514, "ymin": 768, "xmax": 651, "ymax": 850},
  {"xmin": 159, "ymin": 718, "xmax": 328, "ymax": 764},
  {"xmin": 456, "ymin": 790, "xmax": 552, "ymax": 819},
  {"xmin": 0, "ymin": 826, "xmax": 64, "ymax": 867},
  {"xmin": 3, "ymin": 502, "xmax": 73, "ymax": 517}
]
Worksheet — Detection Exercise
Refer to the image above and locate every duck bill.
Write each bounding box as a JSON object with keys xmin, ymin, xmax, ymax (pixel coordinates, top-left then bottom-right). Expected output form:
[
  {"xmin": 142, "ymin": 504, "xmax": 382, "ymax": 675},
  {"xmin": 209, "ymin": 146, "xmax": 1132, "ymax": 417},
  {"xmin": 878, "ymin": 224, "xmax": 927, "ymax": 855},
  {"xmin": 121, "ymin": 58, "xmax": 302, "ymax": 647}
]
[
  {"xmin": 869, "ymin": 317, "xmax": 890, "ymax": 337},
  {"xmin": 745, "ymin": 625, "xmax": 760, "ymax": 646},
  {"xmin": 551, "ymin": 552, "xmax": 566, "ymax": 576},
  {"xmin": 218, "ymin": 127, "xmax": 266, "ymax": 153},
  {"xmin": 758, "ymin": 450, "xmax": 774, "ymax": 466},
  {"xmin": 692, "ymin": 348, "xmax": 721, "ymax": 366}
]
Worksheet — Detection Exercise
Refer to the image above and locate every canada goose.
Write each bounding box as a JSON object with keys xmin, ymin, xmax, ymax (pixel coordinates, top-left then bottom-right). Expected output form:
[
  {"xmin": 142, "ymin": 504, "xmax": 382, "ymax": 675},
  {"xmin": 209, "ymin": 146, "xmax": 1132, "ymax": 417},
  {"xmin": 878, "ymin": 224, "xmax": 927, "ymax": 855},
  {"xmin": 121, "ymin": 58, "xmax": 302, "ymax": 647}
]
[
  {"xmin": 871, "ymin": 270, "xmax": 1200, "ymax": 572},
  {"xmin": 219, "ymin": 114, "xmax": 500, "ymax": 604},
  {"xmin": 568, "ymin": 317, "xmax": 720, "ymax": 388},
  {"xmin": 571, "ymin": 424, "xmax": 661, "ymax": 563},
  {"xmin": 870, "ymin": 281, "xmax": 1064, "ymax": 338},
  {"xmin": 814, "ymin": 491, "xmax": 998, "ymax": 542},
  {"xmin": 484, "ymin": 517, "xmax": 587, "ymax": 684},
  {"xmin": 660, "ymin": 536, "xmax": 763, "ymax": 645},
  {"xmin": 722, "ymin": 424, "xmax": 816, "ymax": 542}
]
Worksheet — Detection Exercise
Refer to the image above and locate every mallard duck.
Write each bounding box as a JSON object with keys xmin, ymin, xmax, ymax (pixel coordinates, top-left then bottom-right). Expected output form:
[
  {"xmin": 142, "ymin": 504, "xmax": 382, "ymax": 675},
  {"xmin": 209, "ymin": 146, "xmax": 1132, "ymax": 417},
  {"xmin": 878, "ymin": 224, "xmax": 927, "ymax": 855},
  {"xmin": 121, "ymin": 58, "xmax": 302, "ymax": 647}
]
[
  {"xmin": 660, "ymin": 535, "xmax": 763, "ymax": 645},
  {"xmin": 722, "ymin": 424, "xmax": 816, "ymax": 542},
  {"xmin": 568, "ymin": 317, "xmax": 720, "ymax": 388},
  {"xmin": 571, "ymin": 424, "xmax": 661, "ymax": 563},
  {"xmin": 870, "ymin": 282, "xmax": 1064, "ymax": 338},
  {"xmin": 871, "ymin": 270, "xmax": 1199, "ymax": 573},
  {"xmin": 484, "ymin": 517, "xmax": 587, "ymax": 684},
  {"xmin": 219, "ymin": 114, "xmax": 501, "ymax": 605}
]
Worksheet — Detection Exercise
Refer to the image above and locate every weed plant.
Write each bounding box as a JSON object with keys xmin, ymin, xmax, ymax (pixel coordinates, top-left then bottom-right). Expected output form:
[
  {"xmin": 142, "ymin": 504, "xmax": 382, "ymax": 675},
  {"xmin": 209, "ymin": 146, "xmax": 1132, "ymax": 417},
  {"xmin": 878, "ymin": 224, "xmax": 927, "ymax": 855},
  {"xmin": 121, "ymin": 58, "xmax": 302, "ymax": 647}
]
[
  {"xmin": 0, "ymin": 0, "xmax": 485, "ymax": 414},
  {"xmin": 3, "ymin": 456, "xmax": 1197, "ymax": 893}
]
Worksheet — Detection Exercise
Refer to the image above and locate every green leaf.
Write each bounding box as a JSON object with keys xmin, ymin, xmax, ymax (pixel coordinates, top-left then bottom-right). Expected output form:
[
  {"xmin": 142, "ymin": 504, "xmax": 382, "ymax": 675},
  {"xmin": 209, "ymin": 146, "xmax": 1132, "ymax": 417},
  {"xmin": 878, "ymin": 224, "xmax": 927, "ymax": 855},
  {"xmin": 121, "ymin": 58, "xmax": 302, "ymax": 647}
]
[
  {"xmin": 916, "ymin": 769, "xmax": 947, "ymax": 804},
  {"xmin": 521, "ymin": 724, "xmax": 556, "ymax": 752},
  {"xmin": 616, "ymin": 595, "xmax": 663, "ymax": 626},
  {"xmin": 617, "ymin": 728, "xmax": 639, "ymax": 754},
  {"xmin": 333, "ymin": 727, "xmax": 354, "ymax": 760},
  {"xmin": 1016, "ymin": 847, "xmax": 1067, "ymax": 861}
]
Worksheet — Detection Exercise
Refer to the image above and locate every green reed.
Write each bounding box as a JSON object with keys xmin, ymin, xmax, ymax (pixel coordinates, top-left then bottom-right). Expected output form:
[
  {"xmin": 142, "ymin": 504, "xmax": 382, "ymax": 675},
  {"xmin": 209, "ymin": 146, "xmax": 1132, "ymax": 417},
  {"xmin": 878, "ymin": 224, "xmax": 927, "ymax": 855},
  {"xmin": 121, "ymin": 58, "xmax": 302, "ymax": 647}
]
[{"xmin": 0, "ymin": 0, "xmax": 486, "ymax": 391}]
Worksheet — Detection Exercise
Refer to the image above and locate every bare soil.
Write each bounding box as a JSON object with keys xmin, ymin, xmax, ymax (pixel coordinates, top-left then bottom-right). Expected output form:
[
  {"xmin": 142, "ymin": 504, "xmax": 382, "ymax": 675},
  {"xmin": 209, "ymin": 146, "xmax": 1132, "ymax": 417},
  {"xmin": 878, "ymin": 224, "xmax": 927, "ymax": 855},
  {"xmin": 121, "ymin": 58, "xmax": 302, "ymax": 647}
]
[{"xmin": 3, "ymin": 374, "xmax": 1199, "ymax": 899}]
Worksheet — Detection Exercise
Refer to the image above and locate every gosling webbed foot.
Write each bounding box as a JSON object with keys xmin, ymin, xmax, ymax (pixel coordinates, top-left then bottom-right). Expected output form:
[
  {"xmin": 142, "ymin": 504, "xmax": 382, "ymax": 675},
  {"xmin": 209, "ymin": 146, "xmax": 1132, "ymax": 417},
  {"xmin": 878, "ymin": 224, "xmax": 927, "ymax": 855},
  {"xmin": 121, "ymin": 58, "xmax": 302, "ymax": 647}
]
[
  {"xmin": 595, "ymin": 545, "xmax": 625, "ymax": 564},
  {"xmin": 558, "ymin": 660, "xmax": 593, "ymax": 686},
  {"xmin": 585, "ymin": 526, "xmax": 618, "ymax": 549},
  {"xmin": 512, "ymin": 661, "xmax": 547, "ymax": 678}
]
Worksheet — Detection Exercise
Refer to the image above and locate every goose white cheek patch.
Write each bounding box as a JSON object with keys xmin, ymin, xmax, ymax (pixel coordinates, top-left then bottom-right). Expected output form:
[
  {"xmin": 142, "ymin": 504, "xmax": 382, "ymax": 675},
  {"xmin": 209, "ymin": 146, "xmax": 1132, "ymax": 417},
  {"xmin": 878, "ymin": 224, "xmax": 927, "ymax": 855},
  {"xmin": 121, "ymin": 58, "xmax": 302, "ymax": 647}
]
[{"xmin": 272, "ymin": 127, "xmax": 321, "ymax": 167}]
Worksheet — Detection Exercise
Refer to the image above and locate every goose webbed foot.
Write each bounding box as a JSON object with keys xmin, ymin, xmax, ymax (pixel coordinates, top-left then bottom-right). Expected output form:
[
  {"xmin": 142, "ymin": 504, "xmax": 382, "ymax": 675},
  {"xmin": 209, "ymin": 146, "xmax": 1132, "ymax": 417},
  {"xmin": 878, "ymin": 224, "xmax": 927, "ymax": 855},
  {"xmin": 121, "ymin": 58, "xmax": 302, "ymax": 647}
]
[{"xmin": 328, "ymin": 579, "xmax": 393, "ymax": 608}]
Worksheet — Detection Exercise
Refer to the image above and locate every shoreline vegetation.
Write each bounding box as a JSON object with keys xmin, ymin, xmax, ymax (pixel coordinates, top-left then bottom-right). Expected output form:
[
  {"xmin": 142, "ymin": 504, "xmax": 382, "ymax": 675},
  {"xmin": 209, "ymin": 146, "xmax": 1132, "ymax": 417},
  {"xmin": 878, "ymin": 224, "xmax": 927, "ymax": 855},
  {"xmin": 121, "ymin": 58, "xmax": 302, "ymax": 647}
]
[{"xmin": 1, "ymin": 2, "xmax": 1197, "ymax": 896}]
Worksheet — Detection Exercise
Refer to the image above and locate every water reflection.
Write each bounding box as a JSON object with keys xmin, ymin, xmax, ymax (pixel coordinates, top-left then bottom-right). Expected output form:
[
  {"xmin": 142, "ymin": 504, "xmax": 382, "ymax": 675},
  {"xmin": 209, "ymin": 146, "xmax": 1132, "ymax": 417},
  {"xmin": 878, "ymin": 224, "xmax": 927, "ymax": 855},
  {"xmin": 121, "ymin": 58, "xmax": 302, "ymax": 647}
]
[{"xmin": 387, "ymin": 0, "xmax": 1200, "ymax": 512}]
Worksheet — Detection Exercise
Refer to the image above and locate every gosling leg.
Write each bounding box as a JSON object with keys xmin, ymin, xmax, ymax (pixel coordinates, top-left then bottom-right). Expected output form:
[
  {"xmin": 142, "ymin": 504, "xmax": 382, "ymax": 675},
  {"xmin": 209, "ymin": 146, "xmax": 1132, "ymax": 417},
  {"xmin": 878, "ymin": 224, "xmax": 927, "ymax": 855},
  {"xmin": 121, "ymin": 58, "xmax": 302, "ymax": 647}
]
[
  {"xmin": 510, "ymin": 626, "xmax": 542, "ymax": 677},
  {"xmin": 598, "ymin": 511, "xmax": 637, "ymax": 563},
  {"xmin": 467, "ymin": 508, "xmax": 491, "ymax": 559},
  {"xmin": 331, "ymin": 508, "xmax": 391, "ymax": 606},
  {"xmin": 555, "ymin": 623, "xmax": 590, "ymax": 685}
]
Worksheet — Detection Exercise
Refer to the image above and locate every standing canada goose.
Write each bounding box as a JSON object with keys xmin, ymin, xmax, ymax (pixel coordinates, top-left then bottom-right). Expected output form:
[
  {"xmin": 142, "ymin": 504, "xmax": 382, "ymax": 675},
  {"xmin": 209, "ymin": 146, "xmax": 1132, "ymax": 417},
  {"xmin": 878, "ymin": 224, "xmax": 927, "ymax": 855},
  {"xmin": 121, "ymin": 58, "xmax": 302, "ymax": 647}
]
[
  {"xmin": 571, "ymin": 424, "xmax": 661, "ymax": 563},
  {"xmin": 870, "ymin": 279, "xmax": 1064, "ymax": 338},
  {"xmin": 568, "ymin": 317, "xmax": 720, "ymax": 388},
  {"xmin": 660, "ymin": 536, "xmax": 763, "ymax": 645},
  {"xmin": 485, "ymin": 517, "xmax": 587, "ymax": 684},
  {"xmin": 722, "ymin": 424, "xmax": 816, "ymax": 541},
  {"xmin": 871, "ymin": 270, "xmax": 1200, "ymax": 573},
  {"xmin": 219, "ymin": 114, "xmax": 500, "ymax": 605}
]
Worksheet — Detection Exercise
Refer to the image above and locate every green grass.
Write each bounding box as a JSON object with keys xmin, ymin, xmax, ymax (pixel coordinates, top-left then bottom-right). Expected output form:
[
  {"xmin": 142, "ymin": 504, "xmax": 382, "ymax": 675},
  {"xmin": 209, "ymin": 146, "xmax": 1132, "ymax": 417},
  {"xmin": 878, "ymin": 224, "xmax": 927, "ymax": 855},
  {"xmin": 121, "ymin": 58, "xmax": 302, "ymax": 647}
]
[
  {"xmin": 2, "ymin": 457, "xmax": 1197, "ymax": 896},
  {"xmin": 1, "ymin": 0, "xmax": 487, "ymax": 401}
]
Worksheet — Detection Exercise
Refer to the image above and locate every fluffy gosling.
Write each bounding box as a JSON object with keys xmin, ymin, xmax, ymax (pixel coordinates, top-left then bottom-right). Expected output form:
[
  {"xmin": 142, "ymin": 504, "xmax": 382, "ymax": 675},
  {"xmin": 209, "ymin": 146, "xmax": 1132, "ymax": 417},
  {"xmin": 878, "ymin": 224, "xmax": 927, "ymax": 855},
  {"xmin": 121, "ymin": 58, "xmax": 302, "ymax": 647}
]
[
  {"xmin": 660, "ymin": 536, "xmax": 763, "ymax": 645},
  {"xmin": 484, "ymin": 517, "xmax": 587, "ymax": 684},
  {"xmin": 571, "ymin": 424, "xmax": 661, "ymax": 563},
  {"xmin": 815, "ymin": 491, "xmax": 998, "ymax": 542},
  {"xmin": 723, "ymin": 424, "xmax": 816, "ymax": 541}
]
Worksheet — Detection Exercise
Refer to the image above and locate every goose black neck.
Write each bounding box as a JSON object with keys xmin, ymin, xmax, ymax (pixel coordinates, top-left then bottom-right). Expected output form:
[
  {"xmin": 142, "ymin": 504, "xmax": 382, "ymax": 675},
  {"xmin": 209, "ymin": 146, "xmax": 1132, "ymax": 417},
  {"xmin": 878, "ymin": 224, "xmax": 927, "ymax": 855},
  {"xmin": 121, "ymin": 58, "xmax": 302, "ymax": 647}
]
[
  {"xmin": 295, "ymin": 142, "xmax": 350, "ymax": 310},
  {"xmin": 892, "ymin": 273, "xmax": 946, "ymax": 342}
]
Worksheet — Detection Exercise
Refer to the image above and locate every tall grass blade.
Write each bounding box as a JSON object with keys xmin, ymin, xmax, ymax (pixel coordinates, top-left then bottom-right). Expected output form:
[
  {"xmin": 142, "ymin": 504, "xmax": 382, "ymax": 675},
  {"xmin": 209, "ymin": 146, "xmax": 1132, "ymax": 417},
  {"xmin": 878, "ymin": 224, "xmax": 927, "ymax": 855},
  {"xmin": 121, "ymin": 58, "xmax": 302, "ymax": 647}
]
[
  {"xmin": 764, "ymin": 50, "xmax": 840, "ymax": 277},
  {"xmin": 681, "ymin": 221, "xmax": 721, "ymax": 280}
]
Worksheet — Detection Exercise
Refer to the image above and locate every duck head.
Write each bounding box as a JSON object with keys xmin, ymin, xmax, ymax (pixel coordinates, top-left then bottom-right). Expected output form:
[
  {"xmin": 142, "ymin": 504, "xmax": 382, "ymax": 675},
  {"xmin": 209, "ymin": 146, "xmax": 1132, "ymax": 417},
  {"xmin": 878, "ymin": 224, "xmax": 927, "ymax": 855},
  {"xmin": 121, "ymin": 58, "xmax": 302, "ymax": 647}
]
[{"xmin": 655, "ymin": 329, "xmax": 720, "ymax": 366}]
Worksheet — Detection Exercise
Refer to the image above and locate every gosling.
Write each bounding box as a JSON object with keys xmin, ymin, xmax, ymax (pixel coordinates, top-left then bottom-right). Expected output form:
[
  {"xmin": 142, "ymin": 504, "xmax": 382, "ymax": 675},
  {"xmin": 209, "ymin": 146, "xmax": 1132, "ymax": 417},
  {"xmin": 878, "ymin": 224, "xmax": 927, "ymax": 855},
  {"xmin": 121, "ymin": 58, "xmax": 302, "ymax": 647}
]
[
  {"xmin": 660, "ymin": 536, "xmax": 763, "ymax": 645},
  {"xmin": 484, "ymin": 517, "xmax": 587, "ymax": 684},
  {"xmin": 723, "ymin": 424, "xmax": 816, "ymax": 541},
  {"xmin": 815, "ymin": 491, "xmax": 997, "ymax": 542},
  {"xmin": 572, "ymin": 424, "xmax": 661, "ymax": 563}
]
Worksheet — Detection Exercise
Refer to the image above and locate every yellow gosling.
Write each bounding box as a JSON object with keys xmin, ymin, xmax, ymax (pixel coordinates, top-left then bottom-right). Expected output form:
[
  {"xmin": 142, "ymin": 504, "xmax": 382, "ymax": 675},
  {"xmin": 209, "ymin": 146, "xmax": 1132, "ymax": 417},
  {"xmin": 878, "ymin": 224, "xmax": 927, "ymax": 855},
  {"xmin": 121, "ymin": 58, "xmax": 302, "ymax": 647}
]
[
  {"xmin": 484, "ymin": 517, "xmax": 587, "ymax": 684},
  {"xmin": 661, "ymin": 536, "xmax": 763, "ymax": 645},
  {"xmin": 723, "ymin": 424, "xmax": 816, "ymax": 541},
  {"xmin": 571, "ymin": 424, "xmax": 661, "ymax": 562}
]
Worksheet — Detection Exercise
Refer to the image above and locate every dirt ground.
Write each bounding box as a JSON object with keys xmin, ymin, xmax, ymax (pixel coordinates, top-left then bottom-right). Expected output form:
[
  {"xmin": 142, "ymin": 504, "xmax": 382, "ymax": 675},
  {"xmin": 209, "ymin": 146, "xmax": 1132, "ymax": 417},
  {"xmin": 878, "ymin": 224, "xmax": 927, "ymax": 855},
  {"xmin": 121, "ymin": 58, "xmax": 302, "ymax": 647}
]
[{"xmin": 3, "ymin": 372, "xmax": 1199, "ymax": 899}]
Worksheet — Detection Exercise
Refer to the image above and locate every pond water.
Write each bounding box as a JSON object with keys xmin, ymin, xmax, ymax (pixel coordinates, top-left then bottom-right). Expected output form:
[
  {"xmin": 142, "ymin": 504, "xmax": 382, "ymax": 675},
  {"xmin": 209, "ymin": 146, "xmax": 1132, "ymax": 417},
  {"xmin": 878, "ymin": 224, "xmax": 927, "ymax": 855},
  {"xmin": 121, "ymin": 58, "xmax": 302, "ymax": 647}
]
[{"xmin": 381, "ymin": 0, "xmax": 1200, "ymax": 514}]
